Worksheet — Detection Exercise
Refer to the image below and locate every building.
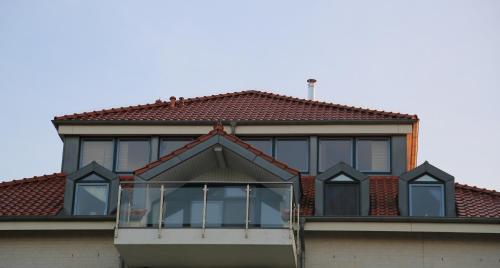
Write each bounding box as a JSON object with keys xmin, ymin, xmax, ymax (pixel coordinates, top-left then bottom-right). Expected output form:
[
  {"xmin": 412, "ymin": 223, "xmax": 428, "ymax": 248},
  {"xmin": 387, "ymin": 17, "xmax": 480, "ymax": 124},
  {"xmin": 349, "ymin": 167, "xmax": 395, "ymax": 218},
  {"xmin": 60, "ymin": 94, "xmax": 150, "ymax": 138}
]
[{"xmin": 1, "ymin": 84, "xmax": 499, "ymax": 268}]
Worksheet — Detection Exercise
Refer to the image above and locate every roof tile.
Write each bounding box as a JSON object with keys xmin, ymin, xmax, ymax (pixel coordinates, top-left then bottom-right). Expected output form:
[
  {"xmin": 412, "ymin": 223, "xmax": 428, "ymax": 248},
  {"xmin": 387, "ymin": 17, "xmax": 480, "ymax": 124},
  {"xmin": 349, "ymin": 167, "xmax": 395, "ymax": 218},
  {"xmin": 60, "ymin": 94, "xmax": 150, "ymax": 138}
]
[{"xmin": 54, "ymin": 90, "xmax": 417, "ymax": 123}]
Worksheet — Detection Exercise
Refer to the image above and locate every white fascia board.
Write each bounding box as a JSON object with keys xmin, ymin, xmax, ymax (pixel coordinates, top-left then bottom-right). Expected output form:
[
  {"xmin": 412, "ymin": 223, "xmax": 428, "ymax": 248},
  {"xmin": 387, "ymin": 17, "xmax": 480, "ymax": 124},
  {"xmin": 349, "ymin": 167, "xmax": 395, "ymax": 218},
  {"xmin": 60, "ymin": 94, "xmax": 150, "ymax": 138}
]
[
  {"xmin": 304, "ymin": 222, "xmax": 500, "ymax": 234},
  {"xmin": 0, "ymin": 221, "xmax": 115, "ymax": 231},
  {"xmin": 58, "ymin": 124, "xmax": 413, "ymax": 135}
]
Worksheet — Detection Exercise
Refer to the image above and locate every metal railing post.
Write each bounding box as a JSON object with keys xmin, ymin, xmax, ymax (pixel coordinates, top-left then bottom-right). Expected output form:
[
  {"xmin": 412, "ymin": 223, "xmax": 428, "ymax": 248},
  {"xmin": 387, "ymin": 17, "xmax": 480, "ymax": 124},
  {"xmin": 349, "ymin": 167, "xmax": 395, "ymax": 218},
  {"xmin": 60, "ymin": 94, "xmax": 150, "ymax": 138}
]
[
  {"xmin": 114, "ymin": 185, "xmax": 122, "ymax": 238},
  {"xmin": 158, "ymin": 185, "xmax": 165, "ymax": 238},
  {"xmin": 245, "ymin": 184, "xmax": 250, "ymax": 238},
  {"xmin": 202, "ymin": 184, "xmax": 208, "ymax": 238},
  {"xmin": 289, "ymin": 184, "xmax": 293, "ymax": 239}
]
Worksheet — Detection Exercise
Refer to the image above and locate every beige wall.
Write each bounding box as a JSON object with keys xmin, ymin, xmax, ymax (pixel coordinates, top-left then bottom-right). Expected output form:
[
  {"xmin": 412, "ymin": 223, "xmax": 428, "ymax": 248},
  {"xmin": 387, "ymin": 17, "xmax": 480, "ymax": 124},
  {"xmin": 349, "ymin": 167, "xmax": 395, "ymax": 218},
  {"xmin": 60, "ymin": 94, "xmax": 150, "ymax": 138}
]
[
  {"xmin": 304, "ymin": 232, "xmax": 500, "ymax": 268},
  {"xmin": 0, "ymin": 230, "xmax": 120, "ymax": 268}
]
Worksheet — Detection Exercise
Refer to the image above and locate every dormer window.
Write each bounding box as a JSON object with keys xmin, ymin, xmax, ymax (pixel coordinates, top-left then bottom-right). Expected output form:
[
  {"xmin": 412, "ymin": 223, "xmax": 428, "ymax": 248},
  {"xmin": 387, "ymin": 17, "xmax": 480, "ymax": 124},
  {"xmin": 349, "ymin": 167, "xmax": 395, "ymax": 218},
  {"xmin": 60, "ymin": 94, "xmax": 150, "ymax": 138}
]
[
  {"xmin": 315, "ymin": 163, "xmax": 370, "ymax": 216},
  {"xmin": 64, "ymin": 161, "xmax": 119, "ymax": 216},
  {"xmin": 399, "ymin": 161, "xmax": 455, "ymax": 217},
  {"xmin": 324, "ymin": 174, "xmax": 359, "ymax": 215},
  {"xmin": 73, "ymin": 174, "xmax": 109, "ymax": 216},
  {"xmin": 409, "ymin": 175, "xmax": 444, "ymax": 216}
]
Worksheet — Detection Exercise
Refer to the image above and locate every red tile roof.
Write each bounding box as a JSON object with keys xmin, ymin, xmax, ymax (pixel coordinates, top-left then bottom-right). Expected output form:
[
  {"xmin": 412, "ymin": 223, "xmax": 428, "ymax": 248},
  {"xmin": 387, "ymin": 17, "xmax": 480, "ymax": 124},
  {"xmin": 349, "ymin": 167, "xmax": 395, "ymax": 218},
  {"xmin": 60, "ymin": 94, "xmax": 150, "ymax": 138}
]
[
  {"xmin": 299, "ymin": 176, "xmax": 500, "ymax": 217},
  {"xmin": 53, "ymin": 90, "xmax": 417, "ymax": 123},
  {"xmin": 369, "ymin": 176, "xmax": 399, "ymax": 216},
  {"xmin": 135, "ymin": 123, "xmax": 300, "ymax": 176},
  {"xmin": 0, "ymin": 173, "xmax": 66, "ymax": 216},
  {"xmin": 455, "ymin": 183, "xmax": 500, "ymax": 218},
  {"xmin": 1, "ymin": 162, "xmax": 499, "ymax": 219}
]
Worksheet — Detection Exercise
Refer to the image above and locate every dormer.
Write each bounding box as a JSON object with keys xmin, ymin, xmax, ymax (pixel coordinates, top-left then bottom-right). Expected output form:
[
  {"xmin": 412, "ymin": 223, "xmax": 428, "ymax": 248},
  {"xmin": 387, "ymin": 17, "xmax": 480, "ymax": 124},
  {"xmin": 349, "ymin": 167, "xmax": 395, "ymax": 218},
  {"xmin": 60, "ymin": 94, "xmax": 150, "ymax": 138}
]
[
  {"xmin": 315, "ymin": 162, "xmax": 370, "ymax": 216},
  {"xmin": 398, "ymin": 161, "xmax": 455, "ymax": 217}
]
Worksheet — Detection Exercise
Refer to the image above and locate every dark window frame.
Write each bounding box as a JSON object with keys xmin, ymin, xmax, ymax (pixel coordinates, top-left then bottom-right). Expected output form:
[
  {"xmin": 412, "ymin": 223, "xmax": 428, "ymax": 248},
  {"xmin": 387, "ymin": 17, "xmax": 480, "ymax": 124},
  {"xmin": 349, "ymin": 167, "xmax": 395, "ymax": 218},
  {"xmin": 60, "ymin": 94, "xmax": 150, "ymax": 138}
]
[
  {"xmin": 323, "ymin": 176, "xmax": 361, "ymax": 216},
  {"xmin": 73, "ymin": 175, "xmax": 110, "ymax": 216},
  {"xmin": 79, "ymin": 138, "xmax": 115, "ymax": 170},
  {"xmin": 274, "ymin": 137, "xmax": 310, "ymax": 173},
  {"xmin": 159, "ymin": 137, "xmax": 195, "ymax": 158},
  {"xmin": 355, "ymin": 137, "xmax": 392, "ymax": 174},
  {"xmin": 408, "ymin": 175, "xmax": 445, "ymax": 217},
  {"xmin": 240, "ymin": 137, "xmax": 274, "ymax": 156},
  {"xmin": 317, "ymin": 138, "xmax": 354, "ymax": 173},
  {"xmin": 115, "ymin": 138, "xmax": 152, "ymax": 173}
]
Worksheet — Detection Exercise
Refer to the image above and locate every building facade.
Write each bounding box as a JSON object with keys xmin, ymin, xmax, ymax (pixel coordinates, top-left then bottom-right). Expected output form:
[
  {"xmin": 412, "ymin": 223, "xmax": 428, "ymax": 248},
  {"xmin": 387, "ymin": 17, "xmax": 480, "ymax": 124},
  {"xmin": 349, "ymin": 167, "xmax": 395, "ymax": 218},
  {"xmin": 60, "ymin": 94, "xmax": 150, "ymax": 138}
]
[{"xmin": 1, "ymin": 89, "xmax": 499, "ymax": 268}]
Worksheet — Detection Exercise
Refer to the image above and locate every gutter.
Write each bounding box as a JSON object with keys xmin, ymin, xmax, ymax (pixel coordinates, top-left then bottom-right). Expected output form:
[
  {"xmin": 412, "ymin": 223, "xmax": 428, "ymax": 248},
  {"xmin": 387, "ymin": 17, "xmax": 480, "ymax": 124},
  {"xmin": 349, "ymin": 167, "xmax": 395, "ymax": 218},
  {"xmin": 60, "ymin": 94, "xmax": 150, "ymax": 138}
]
[
  {"xmin": 0, "ymin": 216, "xmax": 115, "ymax": 222},
  {"xmin": 302, "ymin": 216, "xmax": 500, "ymax": 224},
  {"xmin": 52, "ymin": 119, "xmax": 418, "ymax": 129}
]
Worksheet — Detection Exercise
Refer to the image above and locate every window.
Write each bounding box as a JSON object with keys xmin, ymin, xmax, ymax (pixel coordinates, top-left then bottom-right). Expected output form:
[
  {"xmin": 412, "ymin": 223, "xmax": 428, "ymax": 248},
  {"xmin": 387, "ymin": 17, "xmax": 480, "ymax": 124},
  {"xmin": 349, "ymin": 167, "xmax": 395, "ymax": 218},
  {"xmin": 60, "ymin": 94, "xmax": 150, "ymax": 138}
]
[
  {"xmin": 242, "ymin": 138, "xmax": 273, "ymax": 155},
  {"xmin": 80, "ymin": 140, "xmax": 114, "ymax": 169},
  {"xmin": 73, "ymin": 174, "xmax": 109, "ymax": 215},
  {"xmin": 160, "ymin": 138, "xmax": 193, "ymax": 157},
  {"xmin": 275, "ymin": 138, "xmax": 309, "ymax": 172},
  {"xmin": 324, "ymin": 174, "xmax": 359, "ymax": 215},
  {"xmin": 356, "ymin": 139, "xmax": 390, "ymax": 172},
  {"xmin": 409, "ymin": 175, "xmax": 444, "ymax": 217},
  {"xmin": 116, "ymin": 140, "xmax": 150, "ymax": 172},
  {"xmin": 319, "ymin": 139, "xmax": 353, "ymax": 172}
]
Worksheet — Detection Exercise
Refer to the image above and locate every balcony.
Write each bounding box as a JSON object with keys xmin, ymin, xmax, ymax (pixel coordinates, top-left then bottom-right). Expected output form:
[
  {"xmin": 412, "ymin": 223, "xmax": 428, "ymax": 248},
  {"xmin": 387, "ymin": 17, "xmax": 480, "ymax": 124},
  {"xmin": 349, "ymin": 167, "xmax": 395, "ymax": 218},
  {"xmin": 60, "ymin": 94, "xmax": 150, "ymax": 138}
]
[{"xmin": 114, "ymin": 181, "xmax": 299, "ymax": 268}]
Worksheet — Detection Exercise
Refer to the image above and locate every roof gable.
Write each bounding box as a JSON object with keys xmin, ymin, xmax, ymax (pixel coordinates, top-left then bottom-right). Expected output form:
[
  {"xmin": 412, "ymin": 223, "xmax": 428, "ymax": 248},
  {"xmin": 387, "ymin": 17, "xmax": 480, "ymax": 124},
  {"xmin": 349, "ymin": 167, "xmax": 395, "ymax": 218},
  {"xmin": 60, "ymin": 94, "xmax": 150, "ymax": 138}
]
[{"xmin": 53, "ymin": 90, "xmax": 418, "ymax": 124}]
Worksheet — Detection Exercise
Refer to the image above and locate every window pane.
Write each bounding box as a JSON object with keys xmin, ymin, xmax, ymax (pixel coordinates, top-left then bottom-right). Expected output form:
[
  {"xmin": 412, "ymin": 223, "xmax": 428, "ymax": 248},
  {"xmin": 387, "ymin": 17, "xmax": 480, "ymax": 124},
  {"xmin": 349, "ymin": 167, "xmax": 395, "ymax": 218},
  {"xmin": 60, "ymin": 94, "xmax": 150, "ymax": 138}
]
[
  {"xmin": 80, "ymin": 140, "xmax": 114, "ymax": 170},
  {"xmin": 356, "ymin": 140, "xmax": 390, "ymax": 172},
  {"xmin": 160, "ymin": 139, "xmax": 192, "ymax": 157},
  {"xmin": 116, "ymin": 140, "xmax": 150, "ymax": 172},
  {"xmin": 74, "ymin": 184, "xmax": 109, "ymax": 215},
  {"xmin": 324, "ymin": 183, "xmax": 359, "ymax": 216},
  {"xmin": 275, "ymin": 139, "xmax": 309, "ymax": 172},
  {"xmin": 319, "ymin": 139, "xmax": 352, "ymax": 172},
  {"xmin": 242, "ymin": 139, "xmax": 273, "ymax": 156},
  {"xmin": 410, "ymin": 185, "xmax": 444, "ymax": 216}
]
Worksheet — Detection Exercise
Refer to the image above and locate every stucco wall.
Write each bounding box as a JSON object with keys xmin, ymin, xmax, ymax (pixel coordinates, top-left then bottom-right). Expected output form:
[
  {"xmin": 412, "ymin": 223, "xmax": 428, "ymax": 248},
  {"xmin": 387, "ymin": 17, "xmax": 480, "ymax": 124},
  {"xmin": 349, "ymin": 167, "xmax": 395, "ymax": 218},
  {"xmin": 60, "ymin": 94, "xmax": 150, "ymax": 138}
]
[
  {"xmin": 304, "ymin": 231, "xmax": 500, "ymax": 268},
  {"xmin": 0, "ymin": 230, "xmax": 120, "ymax": 268}
]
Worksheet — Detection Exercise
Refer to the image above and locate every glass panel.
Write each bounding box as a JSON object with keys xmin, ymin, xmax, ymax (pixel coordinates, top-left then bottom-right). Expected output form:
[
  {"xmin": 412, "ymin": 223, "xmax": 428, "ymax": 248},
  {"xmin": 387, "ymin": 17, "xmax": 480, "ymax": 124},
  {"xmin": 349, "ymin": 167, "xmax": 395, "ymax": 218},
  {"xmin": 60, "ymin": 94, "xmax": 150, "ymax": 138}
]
[
  {"xmin": 205, "ymin": 186, "xmax": 246, "ymax": 228},
  {"xmin": 80, "ymin": 140, "xmax": 114, "ymax": 170},
  {"xmin": 414, "ymin": 175, "xmax": 439, "ymax": 182},
  {"xmin": 163, "ymin": 186, "xmax": 203, "ymax": 228},
  {"xmin": 118, "ymin": 184, "xmax": 161, "ymax": 227},
  {"xmin": 160, "ymin": 139, "xmax": 192, "ymax": 157},
  {"xmin": 324, "ymin": 183, "xmax": 359, "ymax": 216},
  {"xmin": 410, "ymin": 185, "xmax": 444, "ymax": 216},
  {"xmin": 319, "ymin": 139, "xmax": 352, "ymax": 172},
  {"xmin": 116, "ymin": 140, "xmax": 150, "ymax": 172},
  {"xmin": 329, "ymin": 174, "xmax": 354, "ymax": 182},
  {"xmin": 74, "ymin": 183, "xmax": 109, "ymax": 216},
  {"xmin": 356, "ymin": 139, "xmax": 390, "ymax": 172},
  {"xmin": 275, "ymin": 139, "xmax": 309, "ymax": 172},
  {"xmin": 79, "ymin": 173, "xmax": 106, "ymax": 182},
  {"xmin": 249, "ymin": 185, "xmax": 291, "ymax": 228},
  {"xmin": 242, "ymin": 139, "xmax": 273, "ymax": 156}
]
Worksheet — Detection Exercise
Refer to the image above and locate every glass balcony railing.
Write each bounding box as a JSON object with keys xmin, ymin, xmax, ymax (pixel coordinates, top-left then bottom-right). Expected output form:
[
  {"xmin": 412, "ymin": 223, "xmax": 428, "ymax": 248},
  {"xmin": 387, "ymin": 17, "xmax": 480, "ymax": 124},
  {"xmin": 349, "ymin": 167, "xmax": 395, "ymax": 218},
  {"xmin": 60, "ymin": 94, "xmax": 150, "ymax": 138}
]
[{"xmin": 115, "ymin": 181, "xmax": 299, "ymax": 238}]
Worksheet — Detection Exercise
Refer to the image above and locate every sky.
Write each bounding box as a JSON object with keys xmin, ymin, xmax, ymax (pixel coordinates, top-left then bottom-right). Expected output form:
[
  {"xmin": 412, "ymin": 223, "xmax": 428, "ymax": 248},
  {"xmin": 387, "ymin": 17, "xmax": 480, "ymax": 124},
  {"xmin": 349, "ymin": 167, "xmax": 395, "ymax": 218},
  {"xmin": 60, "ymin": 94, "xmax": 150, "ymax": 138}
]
[{"xmin": 0, "ymin": 0, "xmax": 499, "ymax": 190}]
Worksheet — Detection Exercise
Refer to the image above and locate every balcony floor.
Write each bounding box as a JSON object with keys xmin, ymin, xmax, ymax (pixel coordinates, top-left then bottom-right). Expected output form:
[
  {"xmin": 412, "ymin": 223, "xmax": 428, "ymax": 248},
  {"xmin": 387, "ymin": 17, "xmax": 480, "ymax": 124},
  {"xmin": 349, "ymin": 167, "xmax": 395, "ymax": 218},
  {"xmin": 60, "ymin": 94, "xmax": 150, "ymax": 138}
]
[{"xmin": 114, "ymin": 228, "xmax": 297, "ymax": 268}]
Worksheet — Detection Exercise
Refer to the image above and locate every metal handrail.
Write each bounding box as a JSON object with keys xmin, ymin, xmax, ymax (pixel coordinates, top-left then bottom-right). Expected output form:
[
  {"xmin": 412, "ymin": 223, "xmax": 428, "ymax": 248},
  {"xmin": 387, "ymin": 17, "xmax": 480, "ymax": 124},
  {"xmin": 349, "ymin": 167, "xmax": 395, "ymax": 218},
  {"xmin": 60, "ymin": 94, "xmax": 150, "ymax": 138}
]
[
  {"xmin": 116, "ymin": 181, "xmax": 297, "ymax": 242},
  {"xmin": 119, "ymin": 181, "xmax": 293, "ymax": 185}
]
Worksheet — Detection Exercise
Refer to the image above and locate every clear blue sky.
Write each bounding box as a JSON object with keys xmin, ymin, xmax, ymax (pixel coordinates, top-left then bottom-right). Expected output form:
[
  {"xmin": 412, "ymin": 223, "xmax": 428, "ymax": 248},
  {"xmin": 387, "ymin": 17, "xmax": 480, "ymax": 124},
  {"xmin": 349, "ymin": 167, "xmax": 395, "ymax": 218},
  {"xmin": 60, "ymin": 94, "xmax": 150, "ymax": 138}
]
[{"xmin": 1, "ymin": 1, "xmax": 499, "ymax": 190}]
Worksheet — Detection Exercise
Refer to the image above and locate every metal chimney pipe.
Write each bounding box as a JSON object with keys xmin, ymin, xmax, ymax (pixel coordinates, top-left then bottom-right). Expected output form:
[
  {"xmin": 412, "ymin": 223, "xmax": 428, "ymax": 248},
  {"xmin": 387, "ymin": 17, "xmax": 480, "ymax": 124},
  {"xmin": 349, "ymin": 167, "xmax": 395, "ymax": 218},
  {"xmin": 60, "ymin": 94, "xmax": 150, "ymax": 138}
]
[{"xmin": 307, "ymin": 79, "xmax": 317, "ymax": 100}]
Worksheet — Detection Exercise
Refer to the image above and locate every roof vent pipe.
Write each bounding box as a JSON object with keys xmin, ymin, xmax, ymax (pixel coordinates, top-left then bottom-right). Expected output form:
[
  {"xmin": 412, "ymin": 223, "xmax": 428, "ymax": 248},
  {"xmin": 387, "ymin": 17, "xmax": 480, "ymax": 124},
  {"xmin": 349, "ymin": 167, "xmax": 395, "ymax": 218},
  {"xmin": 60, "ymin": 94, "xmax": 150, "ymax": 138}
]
[
  {"xmin": 307, "ymin": 79, "xmax": 317, "ymax": 100},
  {"xmin": 169, "ymin": 96, "xmax": 176, "ymax": 108}
]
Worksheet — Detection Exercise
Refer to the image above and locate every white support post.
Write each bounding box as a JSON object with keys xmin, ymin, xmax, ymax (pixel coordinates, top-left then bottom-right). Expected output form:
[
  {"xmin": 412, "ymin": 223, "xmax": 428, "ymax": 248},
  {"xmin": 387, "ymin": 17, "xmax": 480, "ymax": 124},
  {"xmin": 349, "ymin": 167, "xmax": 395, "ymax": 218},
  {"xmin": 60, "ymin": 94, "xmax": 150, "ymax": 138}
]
[
  {"xmin": 202, "ymin": 184, "xmax": 208, "ymax": 238},
  {"xmin": 114, "ymin": 185, "xmax": 122, "ymax": 238},
  {"xmin": 245, "ymin": 184, "xmax": 250, "ymax": 238},
  {"xmin": 158, "ymin": 185, "xmax": 165, "ymax": 238}
]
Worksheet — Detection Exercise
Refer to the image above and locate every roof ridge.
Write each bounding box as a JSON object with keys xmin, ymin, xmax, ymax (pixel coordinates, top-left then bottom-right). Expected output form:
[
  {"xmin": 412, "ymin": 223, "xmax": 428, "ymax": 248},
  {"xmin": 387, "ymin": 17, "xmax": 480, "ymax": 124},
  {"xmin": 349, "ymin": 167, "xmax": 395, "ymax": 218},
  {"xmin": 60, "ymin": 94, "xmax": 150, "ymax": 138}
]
[
  {"xmin": 455, "ymin": 182, "xmax": 500, "ymax": 196},
  {"xmin": 0, "ymin": 172, "xmax": 65, "ymax": 188},
  {"xmin": 54, "ymin": 90, "xmax": 418, "ymax": 121}
]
